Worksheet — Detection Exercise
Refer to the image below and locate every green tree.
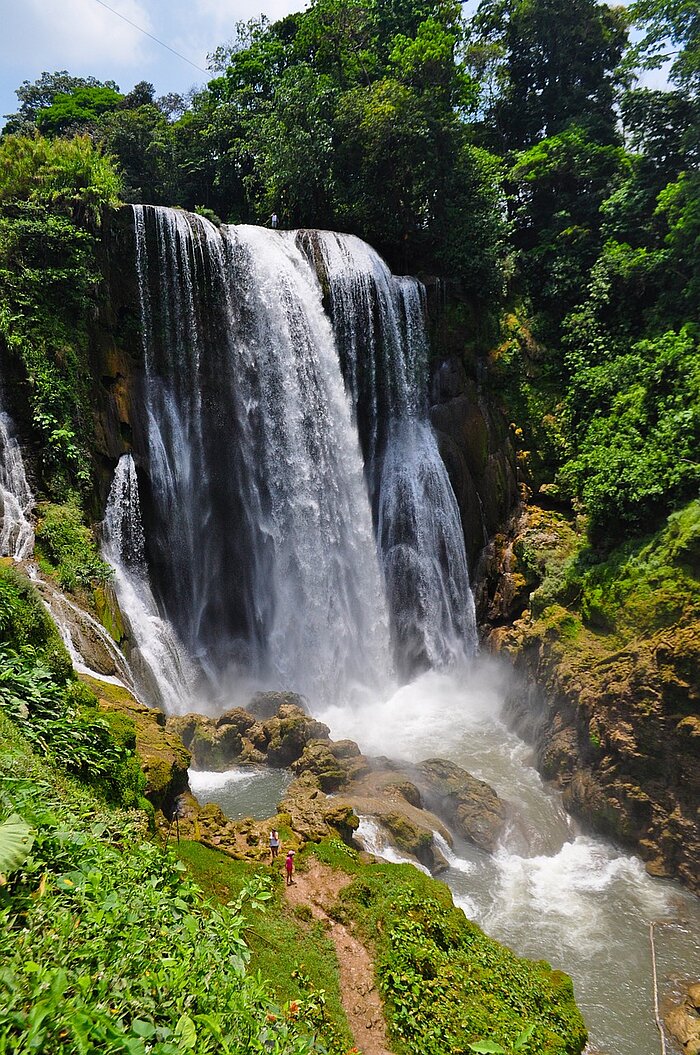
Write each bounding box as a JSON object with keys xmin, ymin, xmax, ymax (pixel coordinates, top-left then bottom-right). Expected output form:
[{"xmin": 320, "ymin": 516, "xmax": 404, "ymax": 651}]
[
  {"xmin": 3, "ymin": 71, "xmax": 120, "ymax": 135},
  {"xmin": 36, "ymin": 86, "xmax": 124, "ymax": 136},
  {"xmin": 470, "ymin": 0, "xmax": 628, "ymax": 151}
]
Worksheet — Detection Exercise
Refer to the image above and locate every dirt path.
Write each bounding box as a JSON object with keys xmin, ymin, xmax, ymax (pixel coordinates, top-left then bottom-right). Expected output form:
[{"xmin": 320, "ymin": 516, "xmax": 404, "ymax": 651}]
[{"xmin": 284, "ymin": 860, "xmax": 393, "ymax": 1055}]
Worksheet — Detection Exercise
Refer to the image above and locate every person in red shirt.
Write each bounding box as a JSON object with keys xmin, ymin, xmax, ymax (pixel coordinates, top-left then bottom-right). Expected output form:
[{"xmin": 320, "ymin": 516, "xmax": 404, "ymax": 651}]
[{"xmin": 285, "ymin": 850, "xmax": 295, "ymax": 885}]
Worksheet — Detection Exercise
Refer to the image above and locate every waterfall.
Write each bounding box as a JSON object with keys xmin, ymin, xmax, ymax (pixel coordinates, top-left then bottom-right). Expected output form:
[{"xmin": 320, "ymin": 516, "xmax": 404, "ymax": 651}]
[
  {"xmin": 304, "ymin": 232, "xmax": 477, "ymax": 675},
  {"xmin": 102, "ymin": 453, "xmax": 194, "ymax": 711},
  {"xmin": 128, "ymin": 206, "xmax": 392, "ymax": 706},
  {"xmin": 0, "ymin": 408, "xmax": 34, "ymax": 560}
]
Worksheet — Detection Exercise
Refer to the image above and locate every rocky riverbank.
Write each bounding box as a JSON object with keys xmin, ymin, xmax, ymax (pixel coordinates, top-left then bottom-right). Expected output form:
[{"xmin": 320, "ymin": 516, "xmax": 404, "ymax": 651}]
[{"xmin": 477, "ymin": 497, "xmax": 700, "ymax": 893}]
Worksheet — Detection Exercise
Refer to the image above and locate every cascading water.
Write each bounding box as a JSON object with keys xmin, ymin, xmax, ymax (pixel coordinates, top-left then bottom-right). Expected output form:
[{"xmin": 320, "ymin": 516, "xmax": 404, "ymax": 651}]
[
  {"xmin": 102, "ymin": 452, "xmax": 194, "ymax": 710},
  {"xmin": 321, "ymin": 666, "xmax": 700, "ymax": 1055},
  {"xmin": 0, "ymin": 407, "xmax": 34, "ymax": 560},
  {"xmin": 305, "ymin": 232, "xmax": 477, "ymax": 675},
  {"xmin": 128, "ymin": 206, "xmax": 393, "ymax": 706}
]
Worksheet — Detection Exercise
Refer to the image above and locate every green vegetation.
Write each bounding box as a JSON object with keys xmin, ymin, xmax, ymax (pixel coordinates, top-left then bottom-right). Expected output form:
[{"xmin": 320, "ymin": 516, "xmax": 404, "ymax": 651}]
[
  {"xmin": 305, "ymin": 842, "xmax": 586, "ymax": 1054},
  {"xmin": 34, "ymin": 499, "xmax": 112, "ymax": 593},
  {"xmin": 512, "ymin": 499, "xmax": 700, "ymax": 650},
  {"xmin": 0, "ymin": 134, "xmax": 121, "ymax": 500},
  {"xmin": 177, "ymin": 841, "xmax": 354, "ymax": 1054},
  {"xmin": 0, "ymin": 564, "xmax": 142, "ymax": 805},
  {"xmin": 0, "ymin": 717, "xmax": 323, "ymax": 1055}
]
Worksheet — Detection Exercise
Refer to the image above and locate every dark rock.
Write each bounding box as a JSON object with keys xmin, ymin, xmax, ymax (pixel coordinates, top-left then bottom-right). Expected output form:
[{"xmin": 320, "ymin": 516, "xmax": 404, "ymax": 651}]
[
  {"xmin": 247, "ymin": 690, "xmax": 310, "ymax": 720},
  {"xmin": 415, "ymin": 758, "xmax": 506, "ymax": 852}
]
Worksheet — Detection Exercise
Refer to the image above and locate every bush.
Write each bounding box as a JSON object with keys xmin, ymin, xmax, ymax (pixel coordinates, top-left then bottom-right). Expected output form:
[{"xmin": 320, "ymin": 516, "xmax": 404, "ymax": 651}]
[
  {"xmin": 0, "ymin": 723, "xmax": 319, "ymax": 1055},
  {"xmin": 559, "ymin": 328, "xmax": 700, "ymax": 541},
  {"xmin": 35, "ymin": 499, "xmax": 112, "ymax": 592}
]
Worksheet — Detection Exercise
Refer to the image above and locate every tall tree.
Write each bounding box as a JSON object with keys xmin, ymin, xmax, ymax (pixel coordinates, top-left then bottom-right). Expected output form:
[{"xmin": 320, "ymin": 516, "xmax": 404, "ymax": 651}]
[{"xmin": 470, "ymin": 0, "xmax": 628, "ymax": 151}]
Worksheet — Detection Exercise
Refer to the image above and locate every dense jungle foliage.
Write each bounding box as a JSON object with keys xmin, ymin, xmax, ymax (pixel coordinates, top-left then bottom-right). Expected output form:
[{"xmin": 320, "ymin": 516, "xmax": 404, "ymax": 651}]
[{"xmin": 1, "ymin": 0, "xmax": 698, "ymax": 546}]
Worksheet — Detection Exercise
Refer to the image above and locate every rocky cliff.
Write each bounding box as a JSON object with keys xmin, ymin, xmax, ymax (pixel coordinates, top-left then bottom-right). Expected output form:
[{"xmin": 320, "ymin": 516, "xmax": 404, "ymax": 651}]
[{"xmin": 479, "ymin": 497, "xmax": 700, "ymax": 893}]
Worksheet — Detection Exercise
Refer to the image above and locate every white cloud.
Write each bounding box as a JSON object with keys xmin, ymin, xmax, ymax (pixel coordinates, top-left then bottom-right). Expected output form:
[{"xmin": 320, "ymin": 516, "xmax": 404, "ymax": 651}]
[{"xmin": 1, "ymin": 0, "xmax": 153, "ymax": 72}]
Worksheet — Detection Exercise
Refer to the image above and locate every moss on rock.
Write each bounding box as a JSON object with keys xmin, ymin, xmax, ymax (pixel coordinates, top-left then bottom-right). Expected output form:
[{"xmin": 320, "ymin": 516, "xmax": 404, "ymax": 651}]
[{"xmin": 81, "ymin": 674, "xmax": 190, "ymax": 810}]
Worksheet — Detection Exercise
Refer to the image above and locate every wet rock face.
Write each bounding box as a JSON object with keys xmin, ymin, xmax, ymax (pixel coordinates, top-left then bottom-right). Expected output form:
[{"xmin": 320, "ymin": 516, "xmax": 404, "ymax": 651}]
[
  {"xmin": 414, "ymin": 758, "xmax": 507, "ymax": 852},
  {"xmin": 247, "ymin": 690, "xmax": 310, "ymax": 719},
  {"xmin": 429, "ymin": 354, "xmax": 518, "ymax": 569}
]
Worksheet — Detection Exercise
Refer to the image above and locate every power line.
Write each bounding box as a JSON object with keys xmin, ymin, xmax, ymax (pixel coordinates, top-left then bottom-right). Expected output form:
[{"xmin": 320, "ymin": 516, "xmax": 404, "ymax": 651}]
[{"xmin": 90, "ymin": 0, "xmax": 209, "ymax": 75}]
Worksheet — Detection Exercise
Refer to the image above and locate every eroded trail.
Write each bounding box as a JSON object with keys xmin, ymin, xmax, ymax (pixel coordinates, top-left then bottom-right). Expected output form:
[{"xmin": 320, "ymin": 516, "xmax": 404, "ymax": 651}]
[{"xmin": 284, "ymin": 860, "xmax": 392, "ymax": 1055}]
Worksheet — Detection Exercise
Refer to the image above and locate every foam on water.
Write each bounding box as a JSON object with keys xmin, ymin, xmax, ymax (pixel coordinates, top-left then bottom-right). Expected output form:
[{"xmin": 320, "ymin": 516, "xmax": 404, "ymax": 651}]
[
  {"xmin": 355, "ymin": 816, "xmax": 431, "ymax": 875},
  {"xmin": 188, "ymin": 768, "xmax": 272, "ymax": 792}
]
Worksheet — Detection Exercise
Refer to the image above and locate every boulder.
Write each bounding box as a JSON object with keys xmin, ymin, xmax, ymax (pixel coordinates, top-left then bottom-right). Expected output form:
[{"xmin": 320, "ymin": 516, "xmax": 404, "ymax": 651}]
[
  {"xmin": 246, "ymin": 690, "xmax": 310, "ymax": 719},
  {"xmin": 415, "ymin": 758, "xmax": 507, "ymax": 852},
  {"xmin": 265, "ymin": 706, "xmax": 331, "ymax": 767}
]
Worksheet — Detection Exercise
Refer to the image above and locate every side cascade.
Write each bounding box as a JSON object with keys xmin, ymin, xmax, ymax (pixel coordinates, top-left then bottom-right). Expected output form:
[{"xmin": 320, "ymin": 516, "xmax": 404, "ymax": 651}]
[
  {"xmin": 0, "ymin": 406, "xmax": 34, "ymax": 560},
  {"xmin": 102, "ymin": 452, "xmax": 194, "ymax": 710},
  {"xmin": 304, "ymin": 232, "xmax": 477, "ymax": 676}
]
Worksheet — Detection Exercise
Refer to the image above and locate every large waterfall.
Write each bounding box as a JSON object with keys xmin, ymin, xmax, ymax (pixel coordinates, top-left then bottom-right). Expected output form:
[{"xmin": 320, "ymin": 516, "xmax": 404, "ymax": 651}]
[{"xmin": 106, "ymin": 206, "xmax": 476, "ymax": 709}]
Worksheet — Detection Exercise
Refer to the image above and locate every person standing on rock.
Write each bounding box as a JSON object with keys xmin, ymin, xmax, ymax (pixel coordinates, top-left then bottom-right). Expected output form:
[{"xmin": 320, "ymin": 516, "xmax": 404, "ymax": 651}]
[
  {"xmin": 285, "ymin": 850, "xmax": 295, "ymax": 885},
  {"xmin": 269, "ymin": 829, "xmax": 280, "ymax": 861}
]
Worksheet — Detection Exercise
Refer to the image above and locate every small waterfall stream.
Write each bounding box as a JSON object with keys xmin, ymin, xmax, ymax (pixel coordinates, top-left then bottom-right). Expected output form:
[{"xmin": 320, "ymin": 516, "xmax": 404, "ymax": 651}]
[
  {"xmin": 102, "ymin": 453, "xmax": 194, "ymax": 710},
  {"xmin": 0, "ymin": 408, "xmax": 34, "ymax": 560}
]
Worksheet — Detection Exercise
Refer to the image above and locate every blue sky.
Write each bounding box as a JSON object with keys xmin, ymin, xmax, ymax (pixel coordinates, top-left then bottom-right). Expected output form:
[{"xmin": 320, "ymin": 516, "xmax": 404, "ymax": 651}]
[
  {"xmin": 0, "ymin": 0, "xmax": 668, "ymax": 128},
  {"xmin": 0, "ymin": 0, "xmax": 307, "ymax": 125}
]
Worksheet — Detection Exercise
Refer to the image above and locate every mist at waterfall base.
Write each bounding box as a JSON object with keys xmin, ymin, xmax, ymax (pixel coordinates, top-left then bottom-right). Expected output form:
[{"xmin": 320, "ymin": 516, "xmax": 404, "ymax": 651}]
[{"xmin": 99, "ymin": 207, "xmax": 700, "ymax": 1055}]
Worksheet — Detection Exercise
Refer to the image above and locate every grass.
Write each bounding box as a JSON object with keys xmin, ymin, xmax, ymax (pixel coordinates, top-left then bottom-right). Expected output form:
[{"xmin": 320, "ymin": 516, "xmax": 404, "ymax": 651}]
[{"xmin": 176, "ymin": 839, "xmax": 354, "ymax": 1055}]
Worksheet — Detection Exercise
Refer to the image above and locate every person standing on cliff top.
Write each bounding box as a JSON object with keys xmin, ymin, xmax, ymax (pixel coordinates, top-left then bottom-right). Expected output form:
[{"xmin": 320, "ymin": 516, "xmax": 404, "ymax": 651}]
[
  {"xmin": 269, "ymin": 829, "xmax": 280, "ymax": 860},
  {"xmin": 270, "ymin": 212, "xmax": 279, "ymax": 229},
  {"xmin": 285, "ymin": 850, "xmax": 295, "ymax": 885}
]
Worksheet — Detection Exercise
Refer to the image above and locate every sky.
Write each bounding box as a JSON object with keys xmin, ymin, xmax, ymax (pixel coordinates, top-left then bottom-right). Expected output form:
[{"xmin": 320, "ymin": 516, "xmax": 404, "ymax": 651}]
[
  {"xmin": 0, "ymin": 0, "xmax": 307, "ymax": 125},
  {"xmin": 0, "ymin": 0, "xmax": 669, "ymax": 128}
]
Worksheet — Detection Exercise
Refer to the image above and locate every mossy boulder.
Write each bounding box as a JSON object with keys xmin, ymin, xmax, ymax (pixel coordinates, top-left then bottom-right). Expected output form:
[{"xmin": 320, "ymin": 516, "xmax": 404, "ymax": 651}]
[
  {"xmin": 279, "ymin": 772, "xmax": 357, "ymax": 844},
  {"xmin": 81, "ymin": 674, "xmax": 190, "ymax": 811},
  {"xmin": 265, "ymin": 705, "xmax": 331, "ymax": 767},
  {"xmin": 292, "ymin": 739, "xmax": 348, "ymax": 791},
  {"xmin": 168, "ymin": 703, "xmax": 332, "ymax": 772},
  {"xmin": 380, "ymin": 811, "xmax": 435, "ymax": 868}
]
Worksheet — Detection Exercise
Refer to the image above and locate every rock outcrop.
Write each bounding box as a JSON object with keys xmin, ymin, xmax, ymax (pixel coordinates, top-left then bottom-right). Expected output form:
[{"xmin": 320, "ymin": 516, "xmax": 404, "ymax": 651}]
[
  {"xmin": 81, "ymin": 674, "xmax": 190, "ymax": 812},
  {"xmin": 479, "ymin": 498, "xmax": 700, "ymax": 893},
  {"xmin": 665, "ymin": 981, "xmax": 700, "ymax": 1055},
  {"xmin": 414, "ymin": 758, "xmax": 507, "ymax": 852},
  {"xmin": 164, "ymin": 691, "xmax": 508, "ymax": 873},
  {"xmin": 429, "ymin": 354, "xmax": 518, "ymax": 568}
]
